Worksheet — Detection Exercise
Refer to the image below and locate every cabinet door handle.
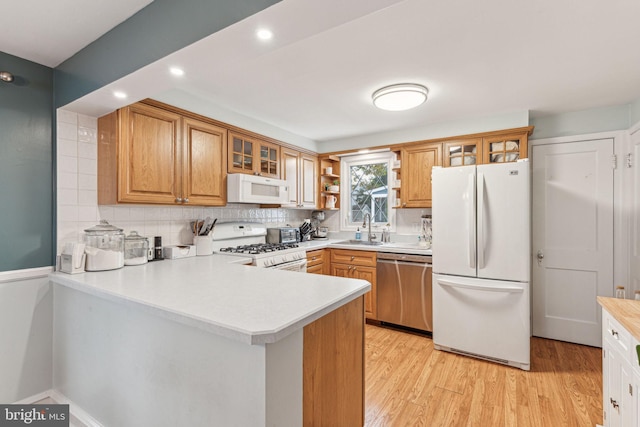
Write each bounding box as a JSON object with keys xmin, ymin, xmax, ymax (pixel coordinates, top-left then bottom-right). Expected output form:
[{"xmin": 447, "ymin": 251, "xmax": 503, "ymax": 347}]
[
  {"xmin": 352, "ymin": 266, "xmax": 357, "ymax": 271},
  {"xmin": 609, "ymin": 328, "xmax": 619, "ymax": 338},
  {"xmin": 183, "ymin": 198, "xmax": 189, "ymax": 204},
  {"xmin": 175, "ymin": 197, "xmax": 183, "ymax": 203},
  {"xmin": 610, "ymin": 397, "xmax": 619, "ymax": 410},
  {"xmin": 351, "ymin": 256, "xmax": 355, "ymax": 261},
  {"xmin": 312, "ymin": 256, "xmax": 317, "ymax": 260}
]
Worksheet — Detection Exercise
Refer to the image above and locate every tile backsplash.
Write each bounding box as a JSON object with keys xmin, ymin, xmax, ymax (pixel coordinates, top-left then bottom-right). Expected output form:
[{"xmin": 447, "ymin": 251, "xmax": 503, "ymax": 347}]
[{"xmin": 56, "ymin": 109, "xmax": 427, "ymax": 254}]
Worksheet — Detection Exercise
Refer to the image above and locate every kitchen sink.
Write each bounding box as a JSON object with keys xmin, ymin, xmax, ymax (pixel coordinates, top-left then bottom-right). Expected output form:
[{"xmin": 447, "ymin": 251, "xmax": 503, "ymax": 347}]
[{"xmin": 333, "ymin": 239, "xmax": 384, "ymax": 246}]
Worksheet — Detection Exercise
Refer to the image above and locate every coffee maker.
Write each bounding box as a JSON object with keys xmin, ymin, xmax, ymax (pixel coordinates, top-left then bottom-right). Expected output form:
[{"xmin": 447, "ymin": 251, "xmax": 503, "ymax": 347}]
[{"xmin": 310, "ymin": 211, "xmax": 328, "ymax": 239}]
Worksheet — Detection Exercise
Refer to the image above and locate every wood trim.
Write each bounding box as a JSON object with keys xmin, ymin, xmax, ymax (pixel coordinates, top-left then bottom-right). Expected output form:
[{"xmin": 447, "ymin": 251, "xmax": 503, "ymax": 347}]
[
  {"xmin": 320, "ymin": 126, "xmax": 534, "ymax": 158},
  {"xmin": 303, "ymin": 296, "xmax": 364, "ymax": 426}
]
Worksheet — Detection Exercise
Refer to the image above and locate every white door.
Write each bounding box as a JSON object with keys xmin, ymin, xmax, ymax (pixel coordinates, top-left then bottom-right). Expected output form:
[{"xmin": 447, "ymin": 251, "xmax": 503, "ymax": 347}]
[
  {"xmin": 477, "ymin": 161, "xmax": 530, "ymax": 282},
  {"xmin": 432, "ymin": 165, "xmax": 477, "ymax": 278},
  {"xmin": 630, "ymin": 130, "xmax": 640, "ymax": 296},
  {"xmin": 532, "ymin": 138, "xmax": 614, "ymax": 347}
]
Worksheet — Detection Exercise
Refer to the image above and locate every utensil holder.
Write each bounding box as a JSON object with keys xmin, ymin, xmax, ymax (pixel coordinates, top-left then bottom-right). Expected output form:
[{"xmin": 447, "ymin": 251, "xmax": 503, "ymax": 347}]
[{"xmin": 194, "ymin": 235, "xmax": 213, "ymax": 256}]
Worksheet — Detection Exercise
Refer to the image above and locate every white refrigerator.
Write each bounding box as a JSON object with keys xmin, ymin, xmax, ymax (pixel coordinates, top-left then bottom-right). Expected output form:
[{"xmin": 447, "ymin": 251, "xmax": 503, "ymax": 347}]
[{"xmin": 432, "ymin": 160, "xmax": 530, "ymax": 370}]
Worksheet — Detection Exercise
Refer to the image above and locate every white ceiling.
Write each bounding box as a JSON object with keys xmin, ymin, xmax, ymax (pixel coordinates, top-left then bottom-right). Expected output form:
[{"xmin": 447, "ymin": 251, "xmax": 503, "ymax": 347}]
[
  {"xmin": 4, "ymin": 0, "xmax": 640, "ymax": 143},
  {"xmin": 0, "ymin": 0, "xmax": 152, "ymax": 67}
]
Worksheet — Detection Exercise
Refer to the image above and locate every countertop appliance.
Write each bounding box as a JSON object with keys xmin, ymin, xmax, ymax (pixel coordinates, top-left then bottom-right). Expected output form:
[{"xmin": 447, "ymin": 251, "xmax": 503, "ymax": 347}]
[
  {"xmin": 431, "ymin": 160, "xmax": 531, "ymax": 370},
  {"xmin": 212, "ymin": 222, "xmax": 307, "ymax": 272},
  {"xmin": 266, "ymin": 227, "xmax": 300, "ymax": 244},
  {"xmin": 377, "ymin": 252, "xmax": 432, "ymax": 333},
  {"xmin": 226, "ymin": 173, "xmax": 289, "ymax": 204}
]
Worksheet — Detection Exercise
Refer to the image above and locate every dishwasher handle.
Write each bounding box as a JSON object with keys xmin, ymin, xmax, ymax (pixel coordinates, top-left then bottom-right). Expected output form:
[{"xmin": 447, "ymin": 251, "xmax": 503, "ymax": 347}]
[
  {"xmin": 377, "ymin": 259, "xmax": 431, "ymax": 268},
  {"xmin": 437, "ymin": 279, "xmax": 523, "ymax": 293}
]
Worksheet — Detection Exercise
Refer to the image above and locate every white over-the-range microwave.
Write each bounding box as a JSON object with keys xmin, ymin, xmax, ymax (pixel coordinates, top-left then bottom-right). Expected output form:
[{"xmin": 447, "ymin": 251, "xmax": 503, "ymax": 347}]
[{"xmin": 227, "ymin": 173, "xmax": 289, "ymax": 204}]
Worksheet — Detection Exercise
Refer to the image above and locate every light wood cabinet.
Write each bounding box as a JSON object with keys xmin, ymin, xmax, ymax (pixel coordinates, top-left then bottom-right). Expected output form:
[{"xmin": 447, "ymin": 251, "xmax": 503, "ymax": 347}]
[
  {"xmin": 303, "ymin": 296, "xmax": 364, "ymax": 426},
  {"xmin": 98, "ymin": 102, "xmax": 227, "ymax": 206},
  {"xmin": 442, "ymin": 132, "xmax": 529, "ymax": 167},
  {"xmin": 400, "ymin": 143, "xmax": 442, "ymax": 208},
  {"xmin": 306, "ymin": 249, "xmax": 326, "ymax": 275},
  {"xmin": 228, "ymin": 131, "xmax": 279, "ymax": 178},
  {"xmin": 318, "ymin": 155, "xmax": 341, "ymax": 210},
  {"xmin": 443, "ymin": 138, "xmax": 483, "ymax": 167},
  {"xmin": 281, "ymin": 148, "xmax": 318, "ymax": 208},
  {"xmin": 330, "ymin": 249, "xmax": 377, "ymax": 319},
  {"xmin": 482, "ymin": 132, "xmax": 528, "ymax": 164}
]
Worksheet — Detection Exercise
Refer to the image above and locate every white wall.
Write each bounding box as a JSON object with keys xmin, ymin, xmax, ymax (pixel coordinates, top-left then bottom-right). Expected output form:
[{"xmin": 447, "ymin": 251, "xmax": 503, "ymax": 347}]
[{"xmin": 0, "ymin": 269, "xmax": 53, "ymax": 403}]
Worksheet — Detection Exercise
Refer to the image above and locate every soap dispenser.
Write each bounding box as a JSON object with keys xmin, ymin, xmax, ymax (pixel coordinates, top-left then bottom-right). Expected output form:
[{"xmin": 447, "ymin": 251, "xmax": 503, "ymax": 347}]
[{"xmin": 355, "ymin": 227, "xmax": 361, "ymax": 241}]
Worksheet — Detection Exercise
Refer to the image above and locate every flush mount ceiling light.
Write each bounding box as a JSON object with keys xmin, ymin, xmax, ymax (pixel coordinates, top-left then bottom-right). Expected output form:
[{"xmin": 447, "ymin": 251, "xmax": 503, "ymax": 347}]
[
  {"xmin": 372, "ymin": 83, "xmax": 428, "ymax": 111},
  {"xmin": 113, "ymin": 91, "xmax": 127, "ymax": 99}
]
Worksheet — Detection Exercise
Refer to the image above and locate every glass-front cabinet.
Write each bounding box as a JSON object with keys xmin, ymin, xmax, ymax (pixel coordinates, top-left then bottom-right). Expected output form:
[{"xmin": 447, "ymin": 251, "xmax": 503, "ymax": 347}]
[
  {"xmin": 443, "ymin": 138, "xmax": 482, "ymax": 167},
  {"xmin": 228, "ymin": 131, "xmax": 280, "ymax": 178},
  {"xmin": 482, "ymin": 133, "xmax": 528, "ymax": 164},
  {"xmin": 443, "ymin": 131, "xmax": 529, "ymax": 167}
]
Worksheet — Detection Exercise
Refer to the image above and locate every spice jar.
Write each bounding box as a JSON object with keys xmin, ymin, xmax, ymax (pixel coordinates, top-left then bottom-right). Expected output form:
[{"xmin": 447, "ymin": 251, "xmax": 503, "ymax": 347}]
[
  {"xmin": 124, "ymin": 231, "xmax": 149, "ymax": 266},
  {"xmin": 84, "ymin": 220, "xmax": 125, "ymax": 271}
]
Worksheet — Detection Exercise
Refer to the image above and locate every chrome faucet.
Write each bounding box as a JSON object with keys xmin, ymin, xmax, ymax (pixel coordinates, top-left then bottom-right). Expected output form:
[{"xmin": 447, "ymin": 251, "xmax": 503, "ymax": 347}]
[{"xmin": 362, "ymin": 213, "xmax": 377, "ymax": 243}]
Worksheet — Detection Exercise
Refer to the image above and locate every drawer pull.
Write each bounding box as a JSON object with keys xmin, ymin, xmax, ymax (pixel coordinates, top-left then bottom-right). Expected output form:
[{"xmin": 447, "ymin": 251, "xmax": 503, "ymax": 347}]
[{"xmin": 351, "ymin": 256, "xmax": 355, "ymax": 261}]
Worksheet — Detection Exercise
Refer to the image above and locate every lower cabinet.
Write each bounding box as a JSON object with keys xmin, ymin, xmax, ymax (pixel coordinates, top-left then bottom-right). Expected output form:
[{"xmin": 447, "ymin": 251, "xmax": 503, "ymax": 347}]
[
  {"xmin": 306, "ymin": 249, "xmax": 326, "ymax": 275},
  {"xmin": 329, "ymin": 249, "xmax": 377, "ymax": 320},
  {"xmin": 602, "ymin": 306, "xmax": 640, "ymax": 426}
]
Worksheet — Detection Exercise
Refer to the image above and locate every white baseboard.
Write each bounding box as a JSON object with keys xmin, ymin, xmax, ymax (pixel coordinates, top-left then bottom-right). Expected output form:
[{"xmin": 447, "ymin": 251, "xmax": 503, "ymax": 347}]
[{"xmin": 14, "ymin": 389, "xmax": 103, "ymax": 427}]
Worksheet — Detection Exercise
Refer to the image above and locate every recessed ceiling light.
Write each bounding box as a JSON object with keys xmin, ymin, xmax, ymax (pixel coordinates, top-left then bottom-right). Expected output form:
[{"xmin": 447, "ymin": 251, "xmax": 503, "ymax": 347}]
[
  {"xmin": 372, "ymin": 83, "xmax": 428, "ymax": 111},
  {"xmin": 256, "ymin": 29, "xmax": 273, "ymax": 40},
  {"xmin": 169, "ymin": 67, "xmax": 185, "ymax": 76},
  {"xmin": 113, "ymin": 91, "xmax": 127, "ymax": 99}
]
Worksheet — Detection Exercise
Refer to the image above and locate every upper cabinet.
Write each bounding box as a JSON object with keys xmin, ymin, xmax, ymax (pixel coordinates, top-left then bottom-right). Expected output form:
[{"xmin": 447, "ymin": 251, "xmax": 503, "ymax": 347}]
[
  {"xmin": 281, "ymin": 147, "xmax": 318, "ymax": 208},
  {"xmin": 443, "ymin": 138, "xmax": 482, "ymax": 167},
  {"xmin": 98, "ymin": 102, "xmax": 227, "ymax": 206},
  {"xmin": 482, "ymin": 132, "xmax": 528, "ymax": 164},
  {"xmin": 400, "ymin": 143, "xmax": 442, "ymax": 208},
  {"xmin": 443, "ymin": 130, "xmax": 530, "ymax": 167},
  {"xmin": 228, "ymin": 132, "xmax": 280, "ymax": 178}
]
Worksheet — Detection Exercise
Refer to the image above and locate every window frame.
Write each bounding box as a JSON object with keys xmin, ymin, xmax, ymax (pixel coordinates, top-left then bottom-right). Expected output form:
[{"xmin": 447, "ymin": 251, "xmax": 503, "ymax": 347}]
[{"xmin": 339, "ymin": 151, "xmax": 396, "ymax": 232}]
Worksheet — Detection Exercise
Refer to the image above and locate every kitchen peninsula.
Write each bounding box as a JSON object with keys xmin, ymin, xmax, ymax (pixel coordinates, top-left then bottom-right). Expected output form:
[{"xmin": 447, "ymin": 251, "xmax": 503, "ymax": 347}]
[{"xmin": 49, "ymin": 254, "xmax": 369, "ymax": 426}]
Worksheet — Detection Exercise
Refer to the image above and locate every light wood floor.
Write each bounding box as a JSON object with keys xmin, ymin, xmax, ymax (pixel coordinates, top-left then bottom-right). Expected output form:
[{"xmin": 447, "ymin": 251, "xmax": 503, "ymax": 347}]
[{"xmin": 364, "ymin": 324, "xmax": 603, "ymax": 427}]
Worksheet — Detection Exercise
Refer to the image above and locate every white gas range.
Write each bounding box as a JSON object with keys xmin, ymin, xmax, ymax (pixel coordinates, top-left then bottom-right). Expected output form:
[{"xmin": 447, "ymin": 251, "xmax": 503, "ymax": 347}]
[{"xmin": 212, "ymin": 222, "xmax": 307, "ymax": 272}]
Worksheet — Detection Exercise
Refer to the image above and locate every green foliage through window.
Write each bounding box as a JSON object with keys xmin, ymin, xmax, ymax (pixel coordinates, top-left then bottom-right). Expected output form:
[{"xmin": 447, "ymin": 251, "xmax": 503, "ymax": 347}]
[{"xmin": 349, "ymin": 162, "xmax": 388, "ymax": 223}]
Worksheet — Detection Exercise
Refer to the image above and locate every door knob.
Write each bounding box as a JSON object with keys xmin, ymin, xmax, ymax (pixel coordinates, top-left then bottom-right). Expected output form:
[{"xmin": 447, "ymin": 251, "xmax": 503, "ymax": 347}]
[{"xmin": 537, "ymin": 250, "xmax": 544, "ymax": 266}]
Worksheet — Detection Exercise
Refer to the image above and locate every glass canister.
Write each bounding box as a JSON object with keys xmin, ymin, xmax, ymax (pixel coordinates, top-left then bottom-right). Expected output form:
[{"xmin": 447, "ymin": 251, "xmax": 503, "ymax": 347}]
[
  {"xmin": 83, "ymin": 220, "xmax": 125, "ymax": 271},
  {"xmin": 124, "ymin": 231, "xmax": 149, "ymax": 266}
]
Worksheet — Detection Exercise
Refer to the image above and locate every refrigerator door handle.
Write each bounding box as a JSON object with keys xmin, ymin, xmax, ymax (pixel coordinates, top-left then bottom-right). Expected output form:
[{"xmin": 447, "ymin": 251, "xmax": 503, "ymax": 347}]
[
  {"xmin": 437, "ymin": 279, "xmax": 524, "ymax": 293},
  {"xmin": 477, "ymin": 172, "xmax": 485, "ymax": 269},
  {"xmin": 468, "ymin": 172, "xmax": 476, "ymax": 269}
]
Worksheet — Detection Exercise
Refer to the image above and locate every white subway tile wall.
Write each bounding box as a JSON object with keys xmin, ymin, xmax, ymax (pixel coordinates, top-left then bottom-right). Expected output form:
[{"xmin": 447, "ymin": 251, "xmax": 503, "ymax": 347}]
[{"xmin": 56, "ymin": 110, "xmax": 423, "ymax": 254}]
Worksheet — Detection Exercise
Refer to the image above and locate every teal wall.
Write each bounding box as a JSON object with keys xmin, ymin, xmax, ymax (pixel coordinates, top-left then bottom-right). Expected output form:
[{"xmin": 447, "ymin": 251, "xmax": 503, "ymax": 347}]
[
  {"xmin": 0, "ymin": 52, "xmax": 53, "ymax": 271},
  {"xmin": 54, "ymin": 0, "xmax": 280, "ymax": 108},
  {"xmin": 631, "ymin": 99, "xmax": 640, "ymax": 127},
  {"xmin": 530, "ymin": 104, "xmax": 630, "ymax": 140}
]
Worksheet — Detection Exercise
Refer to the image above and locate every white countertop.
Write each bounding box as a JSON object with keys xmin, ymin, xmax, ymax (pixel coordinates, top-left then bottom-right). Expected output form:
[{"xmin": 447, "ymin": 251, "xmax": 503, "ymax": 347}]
[
  {"xmin": 49, "ymin": 253, "xmax": 370, "ymax": 346},
  {"xmin": 299, "ymin": 239, "xmax": 432, "ymax": 255}
]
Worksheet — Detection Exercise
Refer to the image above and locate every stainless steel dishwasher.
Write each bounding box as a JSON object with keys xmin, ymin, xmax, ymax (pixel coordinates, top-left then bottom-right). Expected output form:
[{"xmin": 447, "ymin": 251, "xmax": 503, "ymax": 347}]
[{"xmin": 376, "ymin": 252, "xmax": 432, "ymax": 333}]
